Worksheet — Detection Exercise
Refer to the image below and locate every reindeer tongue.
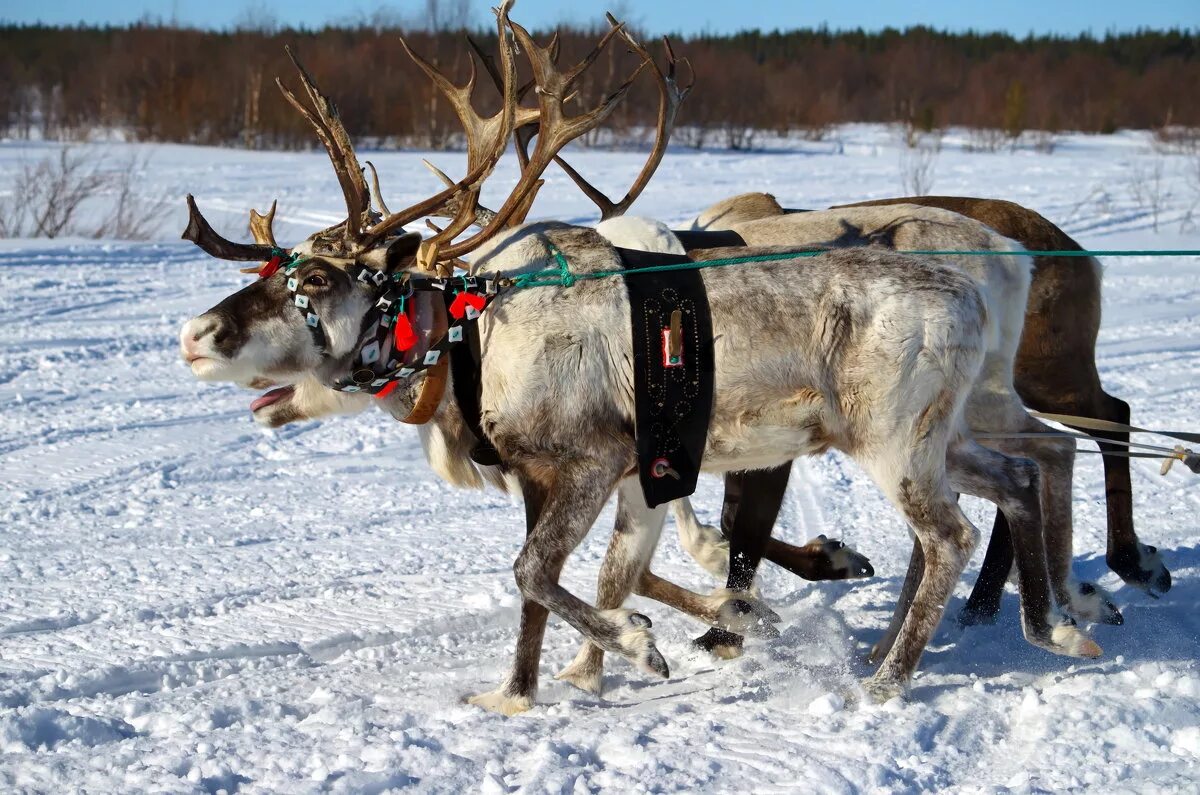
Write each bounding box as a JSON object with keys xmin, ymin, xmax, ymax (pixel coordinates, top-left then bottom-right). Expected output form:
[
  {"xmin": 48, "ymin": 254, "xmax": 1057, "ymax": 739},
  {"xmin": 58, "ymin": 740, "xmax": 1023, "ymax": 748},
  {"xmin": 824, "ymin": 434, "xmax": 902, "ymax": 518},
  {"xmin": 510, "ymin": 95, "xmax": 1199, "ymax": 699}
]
[
  {"xmin": 250, "ymin": 385, "xmax": 295, "ymax": 413},
  {"xmin": 401, "ymin": 290, "xmax": 449, "ymax": 366}
]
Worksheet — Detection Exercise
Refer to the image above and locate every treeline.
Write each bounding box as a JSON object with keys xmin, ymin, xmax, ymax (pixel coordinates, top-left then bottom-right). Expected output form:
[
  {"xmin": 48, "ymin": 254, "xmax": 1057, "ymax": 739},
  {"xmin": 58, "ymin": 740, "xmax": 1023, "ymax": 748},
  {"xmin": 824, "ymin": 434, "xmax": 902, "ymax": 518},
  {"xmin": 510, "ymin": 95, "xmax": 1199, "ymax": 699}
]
[{"xmin": 1, "ymin": 22, "xmax": 1197, "ymax": 150}]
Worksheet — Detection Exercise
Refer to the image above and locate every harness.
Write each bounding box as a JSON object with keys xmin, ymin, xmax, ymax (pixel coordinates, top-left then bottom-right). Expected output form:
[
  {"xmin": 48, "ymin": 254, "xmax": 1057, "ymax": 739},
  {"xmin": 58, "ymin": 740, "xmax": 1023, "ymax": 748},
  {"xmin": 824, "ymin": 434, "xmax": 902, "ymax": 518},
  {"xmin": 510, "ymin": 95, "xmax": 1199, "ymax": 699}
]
[
  {"xmin": 266, "ymin": 250, "xmax": 500, "ymax": 401},
  {"xmin": 616, "ymin": 245, "xmax": 715, "ymax": 508}
]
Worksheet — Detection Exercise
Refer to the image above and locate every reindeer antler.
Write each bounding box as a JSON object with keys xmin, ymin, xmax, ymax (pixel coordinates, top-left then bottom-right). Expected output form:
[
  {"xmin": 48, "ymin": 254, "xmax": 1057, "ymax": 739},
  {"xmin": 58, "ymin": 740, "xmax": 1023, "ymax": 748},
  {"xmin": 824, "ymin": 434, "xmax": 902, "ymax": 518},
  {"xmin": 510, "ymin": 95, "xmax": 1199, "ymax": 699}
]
[
  {"xmin": 182, "ymin": 194, "xmax": 278, "ymax": 262},
  {"xmin": 412, "ymin": 16, "xmax": 645, "ymax": 270},
  {"xmin": 275, "ymin": 47, "xmax": 371, "ymax": 252},
  {"xmin": 553, "ymin": 21, "xmax": 693, "ymax": 220},
  {"xmin": 236, "ymin": 200, "xmax": 283, "ymax": 273},
  {"xmin": 249, "ymin": 200, "xmax": 279, "ymax": 247},
  {"xmin": 183, "ymin": 1, "xmax": 655, "ymax": 274},
  {"xmin": 468, "ymin": 30, "xmax": 560, "ymax": 172},
  {"xmin": 356, "ymin": 0, "xmax": 522, "ymax": 255}
]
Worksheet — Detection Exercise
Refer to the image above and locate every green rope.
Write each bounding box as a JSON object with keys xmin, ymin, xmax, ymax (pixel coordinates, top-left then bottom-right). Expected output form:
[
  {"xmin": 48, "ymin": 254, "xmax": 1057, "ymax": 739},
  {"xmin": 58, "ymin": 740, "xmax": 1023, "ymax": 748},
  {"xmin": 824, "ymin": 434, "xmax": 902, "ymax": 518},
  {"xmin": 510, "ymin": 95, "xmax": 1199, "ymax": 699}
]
[{"xmin": 505, "ymin": 247, "xmax": 1200, "ymax": 290}]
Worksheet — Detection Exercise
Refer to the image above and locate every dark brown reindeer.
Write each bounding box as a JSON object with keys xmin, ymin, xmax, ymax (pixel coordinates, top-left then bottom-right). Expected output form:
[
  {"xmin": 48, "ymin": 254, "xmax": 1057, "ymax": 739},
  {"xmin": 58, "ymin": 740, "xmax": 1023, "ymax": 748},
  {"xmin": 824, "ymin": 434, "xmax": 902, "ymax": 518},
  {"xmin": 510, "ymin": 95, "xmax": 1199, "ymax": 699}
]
[{"xmin": 177, "ymin": 4, "xmax": 1100, "ymax": 713}]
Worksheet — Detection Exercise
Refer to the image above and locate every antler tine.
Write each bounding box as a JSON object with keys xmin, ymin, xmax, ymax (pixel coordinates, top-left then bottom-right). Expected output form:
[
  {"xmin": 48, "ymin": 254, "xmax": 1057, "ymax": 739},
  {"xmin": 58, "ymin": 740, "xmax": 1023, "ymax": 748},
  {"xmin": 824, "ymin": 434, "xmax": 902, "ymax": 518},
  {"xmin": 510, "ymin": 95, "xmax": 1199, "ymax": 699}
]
[
  {"xmin": 248, "ymin": 199, "xmax": 279, "ymax": 247},
  {"xmin": 359, "ymin": 0, "xmax": 519, "ymax": 252},
  {"xmin": 277, "ymin": 47, "xmax": 370, "ymax": 242},
  {"xmin": 182, "ymin": 194, "xmax": 277, "ymax": 262},
  {"xmin": 398, "ymin": 37, "xmax": 486, "ymax": 158},
  {"xmin": 424, "ymin": 18, "xmax": 646, "ymax": 264},
  {"xmin": 423, "ymin": 159, "xmax": 498, "ymax": 227},
  {"xmin": 364, "ymin": 161, "xmax": 392, "ymax": 216},
  {"xmin": 553, "ymin": 21, "xmax": 694, "ymax": 220},
  {"xmin": 469, "ymin": 30, "xmax": 557, "ymax": 170}
]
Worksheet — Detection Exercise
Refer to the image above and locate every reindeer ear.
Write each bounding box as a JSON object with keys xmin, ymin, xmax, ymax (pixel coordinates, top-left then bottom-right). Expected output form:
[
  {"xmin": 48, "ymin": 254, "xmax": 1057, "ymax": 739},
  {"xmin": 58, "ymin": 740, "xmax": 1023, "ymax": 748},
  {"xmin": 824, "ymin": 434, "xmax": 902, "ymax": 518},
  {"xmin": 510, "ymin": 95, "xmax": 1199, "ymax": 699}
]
[
  {"xmin": 384, "ymin": 232, "xmax": 423, "ymax": 273},
  {"xmin": 359, "ymin": 232, "xmax": 422, "ymax": 273}
]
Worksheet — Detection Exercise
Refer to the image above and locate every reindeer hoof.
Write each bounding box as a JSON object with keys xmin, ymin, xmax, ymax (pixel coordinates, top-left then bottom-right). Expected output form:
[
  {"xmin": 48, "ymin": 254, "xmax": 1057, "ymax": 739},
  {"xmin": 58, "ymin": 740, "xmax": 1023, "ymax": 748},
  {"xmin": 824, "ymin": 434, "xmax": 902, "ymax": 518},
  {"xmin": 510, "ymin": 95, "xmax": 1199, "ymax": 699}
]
[
  {"xmin": 1071, "ymin": 581, "xmax": 1123, "ymax": 626},
  {"xmin": 555, "ymin": 645, "xmax": 605, "ymax": 694},
  {"xmin": 1028, "ymin": 616, "xmax": 1103, "ymax": 659},
  {"xmin": 716, "ymin": 595, "xmax": 781, "ymax": 638},
  {"xmin": 1109, "ymin": 542, "xmax": 1171, "ymax": 596},
  {"xmin": 956, "ymin": 601, "xmax": 1000, "ymax": 628},
  {"xmin": 600, "ymin": 609, "xmax": 669, "ymax": 679},
  {"xmin": 862, "ymin": 676, "xmax": 907, "ymax": 704},
  {"xmin": 643, "ymin": 645, "xmax": 670, "ymax": 679},
  {"xmin": 806, "ymin": 536, "xmax": 874, "ymax": 579},
  {"xmin": 693, "ymin": 627, "xmax": 744, "ymax": 659},
  {"xmin": 466, "ymin": 689, "xmax": 534, "ymax": 716}
]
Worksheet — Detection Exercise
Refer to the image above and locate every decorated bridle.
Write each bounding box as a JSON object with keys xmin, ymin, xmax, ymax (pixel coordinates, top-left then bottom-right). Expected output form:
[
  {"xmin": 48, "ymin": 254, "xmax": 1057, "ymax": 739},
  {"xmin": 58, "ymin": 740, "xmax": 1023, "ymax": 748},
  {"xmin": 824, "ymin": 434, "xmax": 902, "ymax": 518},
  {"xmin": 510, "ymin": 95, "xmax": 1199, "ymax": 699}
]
[{"xmin": 261, "ymin": 249, "xmax": 502, "ymax": 399}]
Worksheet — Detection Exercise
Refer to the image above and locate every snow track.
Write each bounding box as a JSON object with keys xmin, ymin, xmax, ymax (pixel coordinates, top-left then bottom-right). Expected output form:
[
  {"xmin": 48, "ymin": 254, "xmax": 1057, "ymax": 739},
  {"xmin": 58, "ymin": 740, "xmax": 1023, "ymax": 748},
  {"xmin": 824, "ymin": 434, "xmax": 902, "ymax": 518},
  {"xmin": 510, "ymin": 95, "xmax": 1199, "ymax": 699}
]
[{"xmin": 1, "ymin": 130, "xmax": 1199, "ymax": 792}]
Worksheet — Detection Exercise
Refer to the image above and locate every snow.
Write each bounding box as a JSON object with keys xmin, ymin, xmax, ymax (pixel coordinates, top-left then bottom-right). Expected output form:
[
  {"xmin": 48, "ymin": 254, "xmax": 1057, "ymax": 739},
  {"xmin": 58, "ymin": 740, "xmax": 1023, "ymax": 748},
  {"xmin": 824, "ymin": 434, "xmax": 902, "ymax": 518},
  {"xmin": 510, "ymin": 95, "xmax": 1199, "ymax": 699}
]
[{"xmin": 2, "ymin": 127, "xmax": 1199, "ymax": 792}]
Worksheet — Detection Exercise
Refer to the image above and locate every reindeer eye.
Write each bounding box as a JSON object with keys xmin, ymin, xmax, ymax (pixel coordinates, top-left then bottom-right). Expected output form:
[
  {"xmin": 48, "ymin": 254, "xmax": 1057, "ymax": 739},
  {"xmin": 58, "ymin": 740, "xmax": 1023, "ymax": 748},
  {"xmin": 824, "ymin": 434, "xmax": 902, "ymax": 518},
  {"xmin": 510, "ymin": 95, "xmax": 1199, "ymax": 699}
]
[{"xmin": 304, "ymin": 273, "xmax": 329, "ymax": 288}]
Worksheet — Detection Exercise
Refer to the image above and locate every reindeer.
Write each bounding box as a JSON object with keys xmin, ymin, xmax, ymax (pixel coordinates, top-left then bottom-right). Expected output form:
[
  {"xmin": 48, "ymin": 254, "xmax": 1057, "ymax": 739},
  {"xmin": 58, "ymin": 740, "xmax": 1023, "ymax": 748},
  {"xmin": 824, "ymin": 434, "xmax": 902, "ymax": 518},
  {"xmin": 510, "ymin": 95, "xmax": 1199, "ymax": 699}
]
[
  {"xmin": 177, "ymin": 3, "xmax": 1099, "ymax": 713},
  {"xmin": 544, "ymin": 200, "xmax": 1117, "ymax": 689},
  {"xmin": 673, "ymin": 194, "xmax": 1169, "ymax": 626}
]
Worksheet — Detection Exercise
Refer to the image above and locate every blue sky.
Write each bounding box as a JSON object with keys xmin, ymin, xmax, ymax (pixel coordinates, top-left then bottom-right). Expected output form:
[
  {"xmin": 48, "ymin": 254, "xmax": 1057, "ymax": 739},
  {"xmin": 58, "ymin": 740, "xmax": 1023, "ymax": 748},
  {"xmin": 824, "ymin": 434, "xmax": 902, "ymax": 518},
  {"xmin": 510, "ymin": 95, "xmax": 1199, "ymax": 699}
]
[{"xmin": 1, "ymin": 0, "xmax": 1196, "ymax": 34}]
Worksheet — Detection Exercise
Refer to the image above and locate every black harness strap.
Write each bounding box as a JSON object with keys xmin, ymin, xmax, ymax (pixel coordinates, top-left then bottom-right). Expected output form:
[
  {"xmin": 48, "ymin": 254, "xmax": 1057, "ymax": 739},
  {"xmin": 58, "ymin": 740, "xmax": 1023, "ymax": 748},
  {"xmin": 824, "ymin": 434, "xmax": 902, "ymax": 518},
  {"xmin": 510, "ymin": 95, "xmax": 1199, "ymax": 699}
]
[
  {"xmin": 448, "ymin": 300, "xmax": 503, "ymax": 467},
  {"xmin": 671, "ymin": 229, "xmax": 747, "ymax": 250},
  {"xmin": 615, "ymin": 246, "xmax": 715, "ymax": 508}
]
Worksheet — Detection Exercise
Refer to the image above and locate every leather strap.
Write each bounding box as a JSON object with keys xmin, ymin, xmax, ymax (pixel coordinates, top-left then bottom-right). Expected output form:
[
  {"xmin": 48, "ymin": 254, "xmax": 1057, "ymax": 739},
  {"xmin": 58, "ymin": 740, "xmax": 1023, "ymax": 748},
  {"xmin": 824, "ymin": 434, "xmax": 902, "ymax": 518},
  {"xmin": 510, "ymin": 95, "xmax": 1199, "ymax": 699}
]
[
  {"xmin": 399, "ymin": 359, "xmax": 449, "ymax": 425},
  {"xmin": 449, "ymin": 313, "xmax": 504, "ymax": 466}
]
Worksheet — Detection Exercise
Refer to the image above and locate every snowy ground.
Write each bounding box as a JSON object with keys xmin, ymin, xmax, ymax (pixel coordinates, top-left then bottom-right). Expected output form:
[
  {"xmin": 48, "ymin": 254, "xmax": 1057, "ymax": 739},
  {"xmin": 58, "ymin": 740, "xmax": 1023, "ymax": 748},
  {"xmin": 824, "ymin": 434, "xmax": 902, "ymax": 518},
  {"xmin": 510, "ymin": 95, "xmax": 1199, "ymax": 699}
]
[{"xmin": 2, "ymin": 127, "xmax": 1200, "ymax": 793}]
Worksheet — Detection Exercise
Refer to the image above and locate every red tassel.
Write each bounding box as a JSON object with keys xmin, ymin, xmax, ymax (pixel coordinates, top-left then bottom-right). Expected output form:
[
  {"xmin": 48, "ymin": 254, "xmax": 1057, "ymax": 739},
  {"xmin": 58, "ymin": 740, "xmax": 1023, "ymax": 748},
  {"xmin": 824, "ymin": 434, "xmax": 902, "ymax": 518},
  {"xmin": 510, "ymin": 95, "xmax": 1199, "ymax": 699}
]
[
  {"xmin": 259, "ymin": 255, "xmax": 282, "ymax": 278},
  {"xmin": 375, "ymin": 380, "xmax": 400, "ymax": 399},
  {"xmin": 393, "ymin": 312, "xmax": 417, "ymax": 351},
  {"xmin": 449, "ymin": 291, "xmax": 486, "ymax": 319}
]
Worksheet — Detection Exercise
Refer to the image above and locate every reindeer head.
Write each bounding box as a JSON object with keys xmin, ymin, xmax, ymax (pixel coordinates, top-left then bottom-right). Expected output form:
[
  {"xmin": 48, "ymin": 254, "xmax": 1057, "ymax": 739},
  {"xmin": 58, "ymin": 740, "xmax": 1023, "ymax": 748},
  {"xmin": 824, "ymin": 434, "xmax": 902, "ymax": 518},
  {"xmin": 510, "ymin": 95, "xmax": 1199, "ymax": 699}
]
[{"xmin": 179, "ymin": 1, "xmax": 665, "ymax": 426}]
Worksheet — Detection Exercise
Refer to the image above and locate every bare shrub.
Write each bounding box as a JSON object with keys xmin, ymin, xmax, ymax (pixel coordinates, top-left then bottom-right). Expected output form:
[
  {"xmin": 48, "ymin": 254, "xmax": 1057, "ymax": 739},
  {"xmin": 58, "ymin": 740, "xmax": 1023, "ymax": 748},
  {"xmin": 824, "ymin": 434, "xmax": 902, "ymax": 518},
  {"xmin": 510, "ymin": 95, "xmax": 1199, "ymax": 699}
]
[
  {"xmin": 97, "ymin": 152, "xmax": 166, "ymax": 240},
  {"xmin": 1152, "ymin": 124, "xmax": 1200, "ymax": 155},
  {"xmin": 0, "ymin": 149, "xmax": 107, "ymax": 238},
  {"xmin": 723, "ymin": 125, "xmax": 757, "ymax": 151},
  {"xmin": 0, "ymin": 147, "xmax": 165, "ymax": 240},
  {"xmin": 965, "ymin": 127, "xmax": 1008, "ymax": 153},
  {"xmin": 797, "ymin": 124, "xmax": 832, "ymax": 142},
  {"xmin": 1030, "ymin": 130, "xmax": 1058, "ymax": 154},
  {"xmin": 1128, "ymin": 156, "xmax": 1172, "ymax": 233},
  {"xmin": 899, "ymin": 130, "xmax": 941, "ymax": 195},
  {"xmin": 1181, "ymin": 147, "xmax": 1200, "ymax": 232},
  {"xmin": 676, "ymin": 125, "xmax": 710, "ymax": 150}
]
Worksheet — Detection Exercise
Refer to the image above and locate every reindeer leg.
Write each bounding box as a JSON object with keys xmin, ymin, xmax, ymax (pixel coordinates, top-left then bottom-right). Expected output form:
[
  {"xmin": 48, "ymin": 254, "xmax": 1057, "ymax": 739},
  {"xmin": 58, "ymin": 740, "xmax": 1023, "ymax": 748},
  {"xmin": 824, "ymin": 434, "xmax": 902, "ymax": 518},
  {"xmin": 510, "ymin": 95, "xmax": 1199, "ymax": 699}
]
[
  {"xmin": 1007, "ymin": 414, "xmax": 1122, "ymax": 625},
  {"xmin": 947, "ymin": 441, "xmax": 1101, "ymax": 660},
  {"xmin": 971, "ymin": 392, "xmax": 1123, "ymax": 626},
  {"xmin": 466, "ymin": 472, "xmax": 551, "ymax": 716},
  {"xmin": 556, "ymin": 478, "xmax": 667, "ymax": 695},
  {"xmin": 1021, "ymin": 376, "xmax": 1169, "ymax": 593},
  {"xmin": 672, "ymin": 497, "xmax": 730, "ymax": 580},
  {"xmin": 959, "ymin": 512, "xmax": 1013, "ymax": 626},
  {"xmin": 693, "ymin": 466, "xmax": 790, "ymax": 658},
  {"xmin": 868, "ymin": 538, "xmax": 923, "ymax": 664},
  {"xmin": 763, "ymin": 535, "xmax": 874, "ymax": 581},
  {"xmin": 1078, "ymin": 393, "xmax": 1170, "ymax": 595},
  {"xmin": 865, "ymin": 463, "xmax": 978, "ymax": 702},
  {"xmin": 470, "ymin": 460, "xmax": 669, "ymax": 715},
  {"xmin": 675, "ymin": 466, "xmax": 872, "ymax": 587},
  {"xmin": 559, "ymin": 481, "xmax": 781, "ymax": 694}
]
